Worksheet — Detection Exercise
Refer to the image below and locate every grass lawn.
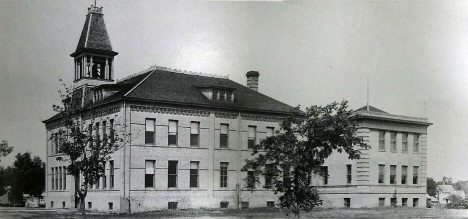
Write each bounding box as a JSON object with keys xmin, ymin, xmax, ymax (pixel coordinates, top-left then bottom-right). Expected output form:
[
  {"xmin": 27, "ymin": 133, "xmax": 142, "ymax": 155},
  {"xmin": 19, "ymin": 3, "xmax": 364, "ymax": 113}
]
[{"xmin": 5, "ymin": 207, "xmax": 468, "ymax": 218}]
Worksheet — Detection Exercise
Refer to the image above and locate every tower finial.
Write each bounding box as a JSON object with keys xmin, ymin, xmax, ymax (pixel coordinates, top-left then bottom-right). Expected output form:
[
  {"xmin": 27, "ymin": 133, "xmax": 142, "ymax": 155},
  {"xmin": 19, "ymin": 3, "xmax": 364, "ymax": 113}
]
[
  {"xmin": 95, "ymin": 0, "xmax": 97, "ymax": 7},
  {"xmin": 367, "ymin": 77, "xmax": 370, "ymax": 111}
]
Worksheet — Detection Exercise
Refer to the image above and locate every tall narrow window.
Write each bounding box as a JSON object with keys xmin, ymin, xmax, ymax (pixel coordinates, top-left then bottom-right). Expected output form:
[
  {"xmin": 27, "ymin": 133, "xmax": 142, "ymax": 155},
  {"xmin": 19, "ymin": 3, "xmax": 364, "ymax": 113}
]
[
  {"xmin": 95, "ymin": 122, "xmax": 100, "ymax": 147},
  {"xmin": 168, "ymin": 161, "xmax": 178, "ymax": 188},
  {"xmin": 413, "ymin": 198, "xmax": 419, "ymax": 207},
  {"xmin": 265, "ymin": 164, "xmax": 273, "ymax": 188},
  {"xmin": 379, "ymin": 131, "xmax": 385, "ymax": 151},
  {"xmin": 248, "ymin": 126, "xmax": 256, "ymax": 149},
  {"xmin": 220, "ymin": 124, "xmax": 229, "ymax": 148},
  {"xmin": 379, "ymin": 198, "xmax": 385, "ymax": 207},
  {"xmin": 51, "ymin": 133, "xmax": 55, "ymax": 155},
  {"xmin": 63, "ymin": 166, "xmax": 66, "ymax": 190},
  {"xmin": 247, "ymin": 171, "xmax": 256, "ymax": 188},
  {"xmin": 168, "ymin": 120, "xmax": 178, "ymax": 145},
  {"xmin": 55, "ymin": 167, "xmax": 58, "ymax": 190},
  {"xmin": 102, "ymin": 121, "xmax": 107, "ymax": 146},
  {"xmin": 390, "ymin": 165, "xmax": 396, "ymax": 184},
  {"xmin": 109, "ymin": 119, "xmax": 114, "ymax": 144},
  {"xmin": 145, "ymin": 119, "xmax": 155, "ymax": 144},
  {"xmin": 190, "ymin": 122, "xmax": 200, "ymax": 147},
  {"xmin": 266, "ymin": 127, "xmax": 274, "ymax": 137},
  {"xmin": 88, "ymin": 124, "xmax": 93, "ymax": 148},
  {"xmin": 51, "ymin": 168, "xmax": 54, "ymax": 190},
  {"xmin": 102, "ymin": 162, "xmax": 106, "ymax": 189},
  {"xmin": 346, "ymin": 165, "xmax": 352, "ymax": 184},
  {"xmin": 96, "ymin": 175, "xmax": 100, "ymax": 188},
  {"xmin": 413, "ymin": 166, "xmax": 419, "ymax": 184},
  {"xmin": 59, "ymin": 167, "xmax": 62, "ymax": 190},
  {"xmin": 212, "ymin": 89, "xmax": 218, "ymax": 100},
  {"xmin": 401, "ymin": 166, "xmax": 408, "ymax": 184},
  {"xmin": 390, "ymin": 132, "xmax": 397, "ymax": 152},
  {"xmin": 226, "ymin": 91, "xmax": 232, "ymax": 102},
  {"xmin": 378, "ymin": 165, "xmax": 385, "ymax": 184},
  {"xmin": 219, "ymin": 90, "xmax": 226, "ymax": 101},
  {"xmin": 145, "ymin": 160, "xmax": 155, "ymax": 188},
  {"xmin": 321, "ymin": 166, "xmax": 328, "ymax": 185},
  {"xmin": 190, "ymin": 161, "xmax": 199, "ymax": 188},
  {"xmin": 220, "ymin": 162, "xmax": 228, "ymax": 188},
  {"xmin": 402, "ymin": 133, "xmax": 408, "ymax": 152},
  {"xmin": 413, "ymin": 134, "xmax": 419, "ymax": 152},
  {"xmin": 109, "ymin": 160, "xmax": 114, "ymax": 188}
]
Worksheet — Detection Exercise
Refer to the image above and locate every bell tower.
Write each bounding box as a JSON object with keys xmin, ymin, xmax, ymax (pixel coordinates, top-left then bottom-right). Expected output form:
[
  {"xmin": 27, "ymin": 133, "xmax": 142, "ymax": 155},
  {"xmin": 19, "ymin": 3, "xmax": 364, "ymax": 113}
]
[{"xmin": 71, "ymin": 5, "xmax": 118, "ymax": 88}]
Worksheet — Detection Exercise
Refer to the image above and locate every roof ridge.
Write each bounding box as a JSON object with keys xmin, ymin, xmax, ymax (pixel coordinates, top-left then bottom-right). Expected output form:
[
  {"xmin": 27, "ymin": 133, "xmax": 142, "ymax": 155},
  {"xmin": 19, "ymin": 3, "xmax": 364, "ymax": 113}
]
[{"xmin": 154, "ymin": 66, "xmax": 228, "ymax": 79}]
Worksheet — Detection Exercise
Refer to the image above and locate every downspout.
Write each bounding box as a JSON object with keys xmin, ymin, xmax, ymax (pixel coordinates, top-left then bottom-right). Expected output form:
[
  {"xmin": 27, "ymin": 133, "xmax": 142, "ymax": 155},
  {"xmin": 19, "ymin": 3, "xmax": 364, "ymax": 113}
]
[{"xmin": 237, "ymin": 110, "xmax": 242, "ymax": 209}]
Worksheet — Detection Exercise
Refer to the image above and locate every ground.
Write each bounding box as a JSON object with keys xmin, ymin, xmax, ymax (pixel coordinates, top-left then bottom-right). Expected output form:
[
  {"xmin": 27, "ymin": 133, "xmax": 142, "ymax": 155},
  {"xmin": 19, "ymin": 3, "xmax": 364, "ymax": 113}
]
[{"xmin": 2, "ymin": 207, "xmax": 468, "ymax": 218}]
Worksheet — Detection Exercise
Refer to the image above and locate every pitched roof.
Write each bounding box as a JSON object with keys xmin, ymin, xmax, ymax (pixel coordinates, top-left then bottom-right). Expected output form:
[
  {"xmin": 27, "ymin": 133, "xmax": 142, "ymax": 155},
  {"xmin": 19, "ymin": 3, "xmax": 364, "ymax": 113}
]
[
  {"xmin": 438, "ymin": 185, "xmax": 456, "ymax": 193},
  {"xmin": 113, "ymin": 68, "xmax": 295, "ymax": 113},
  {"xmin": 72, "ymin": 7, "xmax": 116, "ymax": 56},
  {"xmin": 354, "ymin": 105, "xmax": 388, "ymax": 114}
]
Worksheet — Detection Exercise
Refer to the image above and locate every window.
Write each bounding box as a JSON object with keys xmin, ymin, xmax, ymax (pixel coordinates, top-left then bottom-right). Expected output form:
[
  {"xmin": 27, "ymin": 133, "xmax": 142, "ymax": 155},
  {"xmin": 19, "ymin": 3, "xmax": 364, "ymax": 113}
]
[
  {"xmin": 265, "ymin": 164, "xmax": 273, "ymax": 188},
  {"xmin": 51, "ymin": 168, "xmax": 54, "ymax": 190},
  {"xmin": 402, "ymin": 133, "xmax": 408, "ymax": 152},
  {"xmin": 108, "ymin": 202, "xmax": 113, "ymax": 210},
  {"xmin": 248, "ymin": 126, "xmax": 256, "ymax": 149},
  {"xmin": 110, "ymin": 160, "xmax": 114, "ymax": 188},
  {"xmin": 145, "ymin": 160, "xmax": 155, "ymax": 188},
  {"xmin": 220, "ymin": 124, "xmax": 229, "ymax": 148},
  {"xmin": 220, "ymin": 162, "xmax": 228, "ymax": 188},
  {"xmin": 190, "ymin": 122, "xmax": 200, "ymax": 147},
  {"xmin": 241, "ymin": 202, "xmax": 249, "ymax": 209},
  {"xmin": 390, "ymin": 165, "xmax": 396, "ymax": 184},
  {"xmin": 62, "ymin": 202, "xmax": 65, "ymax": 209},
  {"xmin": 96, "ymin": 175, "xmax": 100, "ymax": 189},
  {"xmin": 190, "ymin": 161, "xmax": 199, "ymax": 188},
  {"xmin": 55, "ymin": 167, "xmax": 58, "ymax": 190},
  {"xmin": 96, "ymin": 122, "xmax": 100, "ymax": 147},
  {"xmin": 379, "ymin": 165, "xmax": 385, "ymax": 184},
  {"xmin": 247, "ymin": 171, "xmax": 256, "ymax": 188},
  {"xmin": 168, "ymin": 120, "xmax": 178, "ymax": 145},
  {"xmin": 168, "ymin": 161, "xmax": 178, "ymax": 188},
  {"xmin": 267, "ymin": 201, "xmax": 275, "ymax": 208},
  {"xmin": 413, "ymin": 198, "xmax": 419, "ymax": 207},
  {"xmin": 379, "ymin": 198, "xmax": 385, "ymax": 207},
  {"xmin": 266, "ymin": 127, "xmax": 274, "ymax": 137},
  {"xmin": 220, "ymin": 201, "xmax": 229, "ymax": 208},
  {"xmin": 145, "ymin": 119, "xmax": 155, "ymax": 144},
  {"xmin": 346, "ymin": 165, "xmax": 352, "ymax": 184},
  {"xmin": 109, "ymin": 119, "xmax": 114, "ymax": 144},
  {"xmin": 379, "ymin": 131, "xmax": 385, "ymax": 151},
  {"xmin": 413, "ymin": 166, "xmax": 419, "ymax": 184},
  {"xmin": 390, "ymin": 132, "xmax": 396, "ymax": 152},
  {"xmin": 55, "ymin": 133, "xmax": 59, "ymax": 154},
  {"xmin": 220, "ymin": 90, "xmax": 225, "ymax": 101},
  {"xmin": 168, "ymin": 202, "xmax": 178, "ymax": 209},
  {"xmin": 51, "ymin": 201, "xmax": 54, "ymax": 208},
  {"xmin": 102, "ymin": 121, "xmax": 107, "ymax": 146},
  {"xmin": 88, "ymin": 202, "xmax": 92, "ymax": 209},
  {"xmin": 63, "ymin": 166, "xmax": 67, "ymax": 190},
  {"xmin": 102, "ymin": 162, "xmax": 106, "ymax": 189},
  {"xmin": 413, "ymin": 134, "xmax": 419, "ymax": 152},
  {"xmin": 402, "ymin": 198, "xmax": 408, "ymax": 207},
  {"xmin": 391, "ymin": 198, "xmax": 396, "ymax": 206},
  {"xmin": 226, "ymin": 91, "xmax": 232, "ymax": 102},
  {"xmin": 212, "ymin": 89, "xmax": 218, "ymax": 100},
  {"xmin": 344, "ymin": 198, "xmax": 350, "ymax": 208},
  {"xmin": 401, "ymin": 166, "xmax": 407, "ymax": 184},
  {"xmin": 322, "ymin": 166, "xmax": 328, "ymax": 185}
]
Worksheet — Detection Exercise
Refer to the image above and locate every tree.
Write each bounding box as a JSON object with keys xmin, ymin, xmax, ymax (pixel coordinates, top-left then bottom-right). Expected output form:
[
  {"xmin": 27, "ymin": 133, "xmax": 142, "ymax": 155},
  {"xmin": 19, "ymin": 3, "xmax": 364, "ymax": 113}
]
[
  {"xmin": 242, "ymin": 101, "xmax": 369, "ymax": 217},
  {"xmin": 6, "ymin": 153, "xmax": 45, "ymax": 206},
  {"xmin": 442, "ymin": 176, "xmax": 453, "ymax": 185},
  {"xmin": 427, "ymin": 177, "xmax": 438, "ymax": 197},
  {"xmin": 50, "ymin": 83, "xmax": 129, "ymax": 217},
  {"xmin": 0, "ymin": 140, "xmax": 13, "ymax": 162},
  {"xmin": 453, "ymin": 181, "xmax": 468, "ymax": 195}
]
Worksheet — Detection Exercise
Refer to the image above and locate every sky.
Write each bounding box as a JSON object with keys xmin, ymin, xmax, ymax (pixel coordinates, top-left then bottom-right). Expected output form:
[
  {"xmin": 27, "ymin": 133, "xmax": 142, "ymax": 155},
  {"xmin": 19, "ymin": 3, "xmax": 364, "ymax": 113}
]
[{"xmin": 0, "ymin": 0, "xmax": 467, "ymax": 181}]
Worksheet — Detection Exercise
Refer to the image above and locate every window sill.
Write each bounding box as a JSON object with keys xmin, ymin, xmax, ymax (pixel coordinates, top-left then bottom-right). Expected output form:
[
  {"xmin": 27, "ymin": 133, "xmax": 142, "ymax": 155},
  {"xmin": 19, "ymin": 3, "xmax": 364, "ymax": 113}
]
[
  {"xmin": 390, "ymin": 151, "xmax": 397, "ymax": 153},
  {"xmin": 378, "ymin": 150, "xmax": 386, "ymax": 152}
]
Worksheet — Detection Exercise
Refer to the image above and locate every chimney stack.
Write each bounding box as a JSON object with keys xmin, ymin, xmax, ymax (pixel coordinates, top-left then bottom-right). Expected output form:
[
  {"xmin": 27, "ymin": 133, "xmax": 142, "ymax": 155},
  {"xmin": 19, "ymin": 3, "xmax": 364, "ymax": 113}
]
[{"xmin": 246, "ymin": 71, "xmax": 260, "ymax": 92}]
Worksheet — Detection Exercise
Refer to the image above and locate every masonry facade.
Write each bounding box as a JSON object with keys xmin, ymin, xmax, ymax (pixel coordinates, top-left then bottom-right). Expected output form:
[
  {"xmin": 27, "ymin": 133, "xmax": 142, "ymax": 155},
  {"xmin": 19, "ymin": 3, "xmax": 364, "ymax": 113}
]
[{"xmin": 312, "ymin": 106, "xmax": 431, "ymax": 208}]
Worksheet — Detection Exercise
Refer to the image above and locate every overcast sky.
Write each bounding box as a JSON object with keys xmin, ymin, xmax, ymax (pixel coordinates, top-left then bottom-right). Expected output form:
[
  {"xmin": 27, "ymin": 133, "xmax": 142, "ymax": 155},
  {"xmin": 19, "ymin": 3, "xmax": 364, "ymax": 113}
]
[{"xmin": 1, "ymin": 0, "xmax": 467, "ymax": 181}]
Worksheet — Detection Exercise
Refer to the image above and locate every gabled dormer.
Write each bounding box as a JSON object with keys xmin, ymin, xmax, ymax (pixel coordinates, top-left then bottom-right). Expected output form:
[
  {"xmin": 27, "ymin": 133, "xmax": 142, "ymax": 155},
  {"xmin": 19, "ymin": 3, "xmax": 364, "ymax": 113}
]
[
  {"xmin": 197, "ymin": 86, "xmax": 236, "ymax": 102},
  {"xmin": 71, "ymin": 5, "xmax": 118, "ymax": 88}
]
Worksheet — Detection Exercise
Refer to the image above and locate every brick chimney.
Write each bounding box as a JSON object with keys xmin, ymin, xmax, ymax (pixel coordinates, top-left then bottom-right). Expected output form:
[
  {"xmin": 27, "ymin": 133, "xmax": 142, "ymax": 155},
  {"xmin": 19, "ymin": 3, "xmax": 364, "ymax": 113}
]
[{"xmin": 246, "ymin": 71, "xmax": 260, "ymax": 92}]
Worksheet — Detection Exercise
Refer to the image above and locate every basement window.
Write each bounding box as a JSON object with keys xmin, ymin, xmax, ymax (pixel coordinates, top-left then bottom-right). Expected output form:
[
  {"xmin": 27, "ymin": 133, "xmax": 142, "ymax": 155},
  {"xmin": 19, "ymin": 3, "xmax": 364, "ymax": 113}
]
[
  {"xmin": 88, "ymin": 202, "xmax": 92, "ymax": 209},
  {"xmin": 108, "ymin": 202, "xmax": 113, "ymax": 210},
  {"xmin": 220, "ymin": 201, "xmax": 229, "ymax": 208},
  {"xmin": 168, "ymin": 202, "xmax": 178, "ymax": 209}
]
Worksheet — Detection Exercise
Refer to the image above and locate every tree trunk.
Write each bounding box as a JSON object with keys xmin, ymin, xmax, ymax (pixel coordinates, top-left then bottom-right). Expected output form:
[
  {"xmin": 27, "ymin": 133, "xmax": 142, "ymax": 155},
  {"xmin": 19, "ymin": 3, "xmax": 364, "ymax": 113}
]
[{"xmin": 80, "ymin": 196, "xmax": 86, "ymax": 219}]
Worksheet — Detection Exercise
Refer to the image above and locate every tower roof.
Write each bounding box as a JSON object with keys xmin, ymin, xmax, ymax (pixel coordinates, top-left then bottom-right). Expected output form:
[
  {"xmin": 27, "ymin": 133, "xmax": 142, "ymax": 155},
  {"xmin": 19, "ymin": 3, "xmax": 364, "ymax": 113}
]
[{"xmin": 71, "ymin": 6, "xmax": 117, "ymax": 57}]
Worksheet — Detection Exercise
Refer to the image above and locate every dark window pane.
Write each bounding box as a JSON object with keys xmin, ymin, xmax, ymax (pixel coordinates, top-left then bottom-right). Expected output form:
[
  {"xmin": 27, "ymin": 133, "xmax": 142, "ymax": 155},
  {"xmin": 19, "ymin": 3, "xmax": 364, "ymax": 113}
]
[
  {"xmin": 190, "ymin": 134, "xmax": 199, "ymax": 146},
  {"xmin": 168, "ymin": 161, "xmax": 178, "ymax": 174},
  {"xmin": 145, "ymin": 132, "xmax": 155, "ymax": 144},
  {"xmin": 168, "ymin": 175, "xmax": 177, "ymax": 188},
  {"xmin": 168, "ymin": 135, "xmax": 177, "ymax": 145},
  {"xmin": 248, "ymin": 139, "xmax": 255, "ymax": 149},
  {"xmin": 145, "ymin": 174, "xmax": 154, "ymax": 188},
  {"xmin": 220, "ymin": 202, "xmax": 229, "ymax": 208},
  {"xmin": 220, "ymin": 135, "xmax": 228, "ymax": 148},
  {"xmin": 190, "ymin": 175, "xmax": 198, "ymax": 188}
]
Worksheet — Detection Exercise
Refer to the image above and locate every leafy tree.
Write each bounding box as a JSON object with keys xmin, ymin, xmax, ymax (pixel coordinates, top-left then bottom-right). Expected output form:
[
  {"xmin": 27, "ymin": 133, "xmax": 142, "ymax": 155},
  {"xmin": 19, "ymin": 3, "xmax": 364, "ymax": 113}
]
[
  {"xmin": 0, "ymin": 140, "xmax": 13, "ymax": 162},
  {"xmin": 445, "ymin": 194, "xmax": 468, "ymax": 209},
  {"xmin": 50, "ymin": 83, "xmax": 129, "ymax": 217},
  {"xmin": 442, "ymin": 176, "xmax": 453, "ymax": 185},
  {"xmin": 6, "ymin": 153, "xmax": 45, "ymax": 206},
  {"xmin": 453, "ymin": 181, "xmax": 468, "ymax": 195},
  {"xmin": 242, "ymin": 101, "xmax": 369, "ymax": 217},
  {"xmin": 427, "ymin": 177, "xmax": 438, "ymax": 197}
]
